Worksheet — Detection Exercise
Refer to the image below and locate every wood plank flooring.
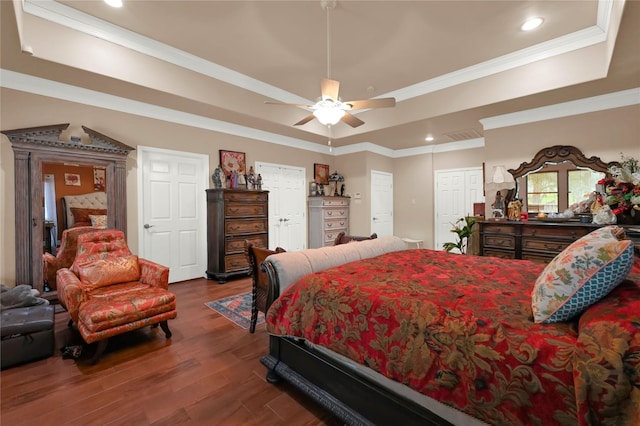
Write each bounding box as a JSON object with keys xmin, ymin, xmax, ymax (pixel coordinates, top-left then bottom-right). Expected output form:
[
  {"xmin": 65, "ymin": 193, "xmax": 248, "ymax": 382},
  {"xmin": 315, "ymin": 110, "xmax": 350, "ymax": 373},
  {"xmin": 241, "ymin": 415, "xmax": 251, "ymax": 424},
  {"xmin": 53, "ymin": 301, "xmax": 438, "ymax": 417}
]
[{"xmin": 0, "ymin": 278, "xmax": 342, "ymax": 425}]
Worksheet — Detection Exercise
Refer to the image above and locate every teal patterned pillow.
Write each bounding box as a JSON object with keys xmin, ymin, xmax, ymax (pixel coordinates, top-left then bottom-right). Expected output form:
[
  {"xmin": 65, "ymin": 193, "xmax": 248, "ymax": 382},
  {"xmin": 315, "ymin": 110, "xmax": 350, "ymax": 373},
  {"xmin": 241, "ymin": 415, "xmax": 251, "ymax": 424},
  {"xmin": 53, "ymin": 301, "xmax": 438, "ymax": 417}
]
[{"xmin": 531, "ymin": 226, "xmax": 634, "ymax": 324}]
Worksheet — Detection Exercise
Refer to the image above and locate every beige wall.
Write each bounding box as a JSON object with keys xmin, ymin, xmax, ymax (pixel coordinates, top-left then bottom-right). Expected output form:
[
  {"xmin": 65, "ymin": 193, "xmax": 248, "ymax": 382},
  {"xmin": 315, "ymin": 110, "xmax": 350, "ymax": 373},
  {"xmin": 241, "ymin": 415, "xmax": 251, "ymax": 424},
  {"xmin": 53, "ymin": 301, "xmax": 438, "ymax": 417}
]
[{"xmin": 1, "ymin": 88, "xmax": 638, "ymax": 285}]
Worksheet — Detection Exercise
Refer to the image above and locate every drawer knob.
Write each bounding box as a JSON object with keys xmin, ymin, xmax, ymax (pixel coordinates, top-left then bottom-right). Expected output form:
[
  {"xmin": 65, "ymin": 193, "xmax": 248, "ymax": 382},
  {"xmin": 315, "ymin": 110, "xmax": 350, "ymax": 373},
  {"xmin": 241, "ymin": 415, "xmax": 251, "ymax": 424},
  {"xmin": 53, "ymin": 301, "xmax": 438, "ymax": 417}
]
[{"xmin": 327, "ymin": 211, "xmax": 333, "ymax": 216}]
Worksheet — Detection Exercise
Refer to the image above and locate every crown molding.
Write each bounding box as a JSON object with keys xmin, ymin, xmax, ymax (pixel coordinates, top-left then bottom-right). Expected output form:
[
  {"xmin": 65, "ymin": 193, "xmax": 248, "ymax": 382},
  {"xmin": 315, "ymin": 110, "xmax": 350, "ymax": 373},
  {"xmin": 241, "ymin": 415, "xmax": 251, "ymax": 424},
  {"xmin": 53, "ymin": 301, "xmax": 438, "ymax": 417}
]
[
  {"xmin": 0, "ymin": 69, "xmax": 329, "ymax": 154},
  {"xmin": 480, "ymin": 87, "xmax": 640, "ymax": 130},
  {"xmin": 3, "ymin": 70, "xmax": 636, "ymax": 158}
]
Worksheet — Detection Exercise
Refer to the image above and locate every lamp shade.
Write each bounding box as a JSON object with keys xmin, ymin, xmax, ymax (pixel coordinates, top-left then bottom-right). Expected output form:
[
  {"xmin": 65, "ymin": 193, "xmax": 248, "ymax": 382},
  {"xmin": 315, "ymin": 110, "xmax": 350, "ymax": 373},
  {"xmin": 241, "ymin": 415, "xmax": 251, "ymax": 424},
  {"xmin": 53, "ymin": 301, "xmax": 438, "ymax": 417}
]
[{"xmin": 485, "ymin": 165, "xmax": 515, "ymax": 192}]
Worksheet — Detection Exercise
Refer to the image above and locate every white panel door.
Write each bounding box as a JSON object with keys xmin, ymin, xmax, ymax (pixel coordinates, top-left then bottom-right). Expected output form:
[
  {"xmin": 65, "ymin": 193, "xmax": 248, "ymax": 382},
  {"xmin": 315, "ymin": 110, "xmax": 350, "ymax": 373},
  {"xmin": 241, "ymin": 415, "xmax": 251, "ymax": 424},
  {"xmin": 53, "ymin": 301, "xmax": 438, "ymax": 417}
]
[
  {"xmin": 434, "ymin": 167, "xmax": 484, "ymax": 252},
  {"xmin": 256, "ymin": 162, "xmax": 306, "ymax": 251},
  {"xmin": 139, "ymin": 147, "xmax": 208, "ymax": 283},
  {"xmin": 371, "ymin": 170, "xmax": 393, "ymax": 237}
]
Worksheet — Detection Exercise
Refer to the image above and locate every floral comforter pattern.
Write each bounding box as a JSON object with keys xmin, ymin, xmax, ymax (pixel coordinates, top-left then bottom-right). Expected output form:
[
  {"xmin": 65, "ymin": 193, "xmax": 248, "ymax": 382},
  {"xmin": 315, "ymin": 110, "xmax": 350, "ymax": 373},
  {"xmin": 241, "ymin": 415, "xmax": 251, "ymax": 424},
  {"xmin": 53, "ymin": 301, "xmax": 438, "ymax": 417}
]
[{"xmin": 266, "ymin": 250, "xmax": 640, "ymax": 425}]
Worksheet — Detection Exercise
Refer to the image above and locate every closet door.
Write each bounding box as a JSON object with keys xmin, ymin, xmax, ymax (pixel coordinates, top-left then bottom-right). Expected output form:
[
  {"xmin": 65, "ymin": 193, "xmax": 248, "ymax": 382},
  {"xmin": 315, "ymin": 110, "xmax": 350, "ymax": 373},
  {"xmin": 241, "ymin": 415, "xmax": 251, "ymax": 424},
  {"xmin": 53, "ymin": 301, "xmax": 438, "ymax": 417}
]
[
  {"xmin": 256, "ymin": 162, "xmax": 306, "ymax": 251},
  {"xmin": 434, "ymin": 168, "xmax": 483, "ymax": 252}
]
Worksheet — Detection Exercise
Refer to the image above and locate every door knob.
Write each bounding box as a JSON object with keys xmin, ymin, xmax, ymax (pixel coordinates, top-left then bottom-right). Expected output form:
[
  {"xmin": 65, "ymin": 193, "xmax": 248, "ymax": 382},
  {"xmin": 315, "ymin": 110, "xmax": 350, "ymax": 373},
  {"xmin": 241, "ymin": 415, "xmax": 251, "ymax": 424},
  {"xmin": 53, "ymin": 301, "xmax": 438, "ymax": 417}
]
[{"xmin": 144, "ymin": 224, "xmax": 154, "ymax": 229}]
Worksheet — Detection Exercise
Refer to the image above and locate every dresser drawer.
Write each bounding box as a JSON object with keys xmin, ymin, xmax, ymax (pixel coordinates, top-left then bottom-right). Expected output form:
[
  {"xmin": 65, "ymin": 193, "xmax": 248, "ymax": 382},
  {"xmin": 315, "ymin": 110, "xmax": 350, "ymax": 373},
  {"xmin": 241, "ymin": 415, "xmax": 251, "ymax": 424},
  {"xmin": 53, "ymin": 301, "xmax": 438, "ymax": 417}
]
[
  {"xmin": 324, "ymin": 219, "xmax": 347, "ymax": 231},
  {"xmin": 224, "ymin": 191, "xmax": 268, "ymax": 203},
  {"xmin": 226, "ymin": 234, "xmax": 268, "ymax": 254},
  {"xmin": 483, "ymin": 248, "xmax": 515, "ymax": 259},
  {"xmin": 522, "ymin": 252, "xmax": 558, "ymax": 264},
  {"xmin": 522, "ymin": 225, "xmax": 590, "ymax": 240},
  {"xmin": 323, "ymin": 230, "xmax": 342, "ymax": 245},
  {"xmin": 482, "ymin": 223, "xmax": 517, "ymax": 234},
  {"xmin": 225, "ymin": 219, "xmax": 268, "ymax": 235},
  {"xmin": 521, "ymin": 237, "xmax": 572, "ymax": 254},
  {"xmin": 324, "ymin": 208, "xmax": 348, "ymax": 219},
  {"xmin": 225, "ymin": 202, "xmax": 267, "ymax": 218},
  {"xmin": 483, "ymin": 234, "xmax": 515, "ymax": 250},
  {"xmin": 322, "ymin": 198, "xmax": 349, "ymax": 207},
  {"xmin": 225, "ymin": 253, "xmax": 249, "ymax": 272}
]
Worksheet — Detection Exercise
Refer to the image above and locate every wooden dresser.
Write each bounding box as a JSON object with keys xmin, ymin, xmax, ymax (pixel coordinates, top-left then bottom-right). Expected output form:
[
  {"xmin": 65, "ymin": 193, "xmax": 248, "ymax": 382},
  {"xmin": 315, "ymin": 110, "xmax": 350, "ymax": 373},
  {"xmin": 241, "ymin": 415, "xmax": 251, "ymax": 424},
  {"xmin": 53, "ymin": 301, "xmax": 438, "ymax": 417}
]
[
  {"xmin": 308, "ymin": 196, "xmax": 350, "ymax": 248},
  {"xmin": 206, "ymin": 189, "xmax": 268, "ymax": 283},
  {"xmin": 479, "ymin": 220, "xmax": 640, "ymax": 264}
]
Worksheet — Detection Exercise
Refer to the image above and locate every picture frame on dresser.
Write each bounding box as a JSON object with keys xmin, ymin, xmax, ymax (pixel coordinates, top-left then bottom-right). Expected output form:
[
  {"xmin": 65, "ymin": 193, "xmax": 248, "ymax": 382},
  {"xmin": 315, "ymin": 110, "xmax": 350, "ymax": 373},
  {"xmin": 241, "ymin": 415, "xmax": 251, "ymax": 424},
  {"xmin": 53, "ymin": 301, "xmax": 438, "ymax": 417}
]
[
  {"xmin": 219, "ymin": 150, "xmax": 246, "ymax": 177},
  {"xmin": 314, "ymin": 163, "xmax": 330, "ymax": 185}
]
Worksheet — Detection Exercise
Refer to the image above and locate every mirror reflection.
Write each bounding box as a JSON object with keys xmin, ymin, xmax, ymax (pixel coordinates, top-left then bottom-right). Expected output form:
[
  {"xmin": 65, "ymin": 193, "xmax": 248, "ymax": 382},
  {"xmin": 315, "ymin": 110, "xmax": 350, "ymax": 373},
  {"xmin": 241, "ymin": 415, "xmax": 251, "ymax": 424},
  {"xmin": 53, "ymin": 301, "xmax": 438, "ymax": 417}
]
[
  {"xmin": 516, "ymin": 162, "xmax": 606, "ymax": 214},
  {"xmin": 42, "ymin": 162, "xmax": 108, "ymax": 247},
  {"xmin": 508, "ymin": 145, "xmax": 617, "ymax": 219}
]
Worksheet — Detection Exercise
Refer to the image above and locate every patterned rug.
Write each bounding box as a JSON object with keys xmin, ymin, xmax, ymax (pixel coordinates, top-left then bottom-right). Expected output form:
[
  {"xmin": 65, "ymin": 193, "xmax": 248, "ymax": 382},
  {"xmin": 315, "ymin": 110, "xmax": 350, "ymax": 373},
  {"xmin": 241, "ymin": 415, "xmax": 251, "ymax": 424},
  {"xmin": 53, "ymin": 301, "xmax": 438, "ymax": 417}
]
[{"xmin": 205, "ymin": 292, "xmax": 264, "ymax": 330}]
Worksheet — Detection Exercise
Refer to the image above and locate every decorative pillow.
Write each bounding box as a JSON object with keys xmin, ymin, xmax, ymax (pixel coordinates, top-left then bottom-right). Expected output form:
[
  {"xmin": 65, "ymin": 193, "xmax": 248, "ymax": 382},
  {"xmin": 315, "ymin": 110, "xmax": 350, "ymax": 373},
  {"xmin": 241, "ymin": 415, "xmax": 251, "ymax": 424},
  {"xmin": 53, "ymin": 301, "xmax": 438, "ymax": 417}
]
[
  {"xmin": 89, "ymin": 214, "xmax": 108, "ymax": 228},
  {"xmin": 71, "ymin": 208, "xmax": 107, "ymax": 224},
  {"xmin": 76, "ymin": 255, "xmax": 140, "ymax": 291},
  {"xmin": 532, "ymin": 226, "xmax": 634, "ymax": 323}
]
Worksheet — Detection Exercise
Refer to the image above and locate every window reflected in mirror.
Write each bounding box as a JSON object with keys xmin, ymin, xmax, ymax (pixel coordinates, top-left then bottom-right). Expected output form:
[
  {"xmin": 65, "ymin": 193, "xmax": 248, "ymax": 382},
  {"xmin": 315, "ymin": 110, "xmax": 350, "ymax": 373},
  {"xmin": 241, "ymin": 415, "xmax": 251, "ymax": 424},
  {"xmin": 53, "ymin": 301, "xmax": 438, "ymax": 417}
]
[
  {"xmin": 518, "ymin": 161, "xmax": 606, "ymax": 213},
  {"xmin": 527, "ymin": 171, "xmax": 558, "ymax": 212}
]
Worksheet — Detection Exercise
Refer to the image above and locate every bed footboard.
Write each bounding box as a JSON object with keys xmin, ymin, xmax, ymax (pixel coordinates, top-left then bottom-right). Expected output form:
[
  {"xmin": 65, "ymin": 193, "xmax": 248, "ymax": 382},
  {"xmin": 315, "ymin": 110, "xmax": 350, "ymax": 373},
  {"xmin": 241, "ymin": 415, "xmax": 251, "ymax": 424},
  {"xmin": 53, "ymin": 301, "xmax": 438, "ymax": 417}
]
[{"xmin": 261, "ymin": 336, "xmax": 453, "ymax": 426}]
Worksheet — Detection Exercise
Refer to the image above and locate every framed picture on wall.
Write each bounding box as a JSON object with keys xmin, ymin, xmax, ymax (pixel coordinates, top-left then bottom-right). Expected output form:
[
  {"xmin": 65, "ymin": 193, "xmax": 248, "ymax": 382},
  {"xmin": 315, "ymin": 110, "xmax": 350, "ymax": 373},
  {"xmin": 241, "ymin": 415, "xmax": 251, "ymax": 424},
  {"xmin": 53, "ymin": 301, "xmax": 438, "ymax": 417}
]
[
  {"xmin": 314, "ymin": 163, "xmax": 330, "ymax": 185},
  {"xmin": 64, "ymin": 173, "xmax": 81, "ymax": 186},
  {"xmin": 219, "ymin": 150, "xmax": 246, "ymax": 177}
]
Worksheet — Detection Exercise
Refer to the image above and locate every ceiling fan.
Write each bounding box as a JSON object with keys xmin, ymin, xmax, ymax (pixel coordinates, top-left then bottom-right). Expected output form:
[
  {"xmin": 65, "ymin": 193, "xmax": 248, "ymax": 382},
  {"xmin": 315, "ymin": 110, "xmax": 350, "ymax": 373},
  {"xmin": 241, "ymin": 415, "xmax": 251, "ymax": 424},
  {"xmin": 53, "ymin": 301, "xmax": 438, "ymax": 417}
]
[
  {"xmin": 265, "ymin": 0, "xmax": 396, "ymax": 129},
  {"xmin": 266, "ymin": 79, "xmax": 396, "ymax": 128}
]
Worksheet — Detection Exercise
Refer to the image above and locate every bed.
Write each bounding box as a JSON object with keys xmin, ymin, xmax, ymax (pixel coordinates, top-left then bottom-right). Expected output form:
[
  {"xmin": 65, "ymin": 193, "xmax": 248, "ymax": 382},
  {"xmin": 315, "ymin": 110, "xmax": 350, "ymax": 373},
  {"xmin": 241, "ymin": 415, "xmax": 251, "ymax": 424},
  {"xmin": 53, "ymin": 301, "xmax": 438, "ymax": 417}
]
[
  {"xmin": 262, "ymin": 232, "xmax": 640, "ymax": 425},
  {"xmin": 61, "ymin": 191, "xmax": 107, "ymax": 230}
]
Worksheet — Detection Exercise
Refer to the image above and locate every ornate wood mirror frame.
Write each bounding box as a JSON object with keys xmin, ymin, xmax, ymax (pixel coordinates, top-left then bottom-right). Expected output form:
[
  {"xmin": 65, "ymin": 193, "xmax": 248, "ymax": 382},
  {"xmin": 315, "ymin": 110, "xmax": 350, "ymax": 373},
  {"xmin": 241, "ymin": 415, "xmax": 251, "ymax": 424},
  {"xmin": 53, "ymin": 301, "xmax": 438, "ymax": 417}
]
[
  {"xmin": 507, "ymin": 145, "xmax": 619, "ymax": 210},
  {"xmin": 2, "ymin": 123, "xmax": 134, "ymax": 291},
  {"xmin": 508, "ymin": 145, "xmax": 617, "ymax": 178}
]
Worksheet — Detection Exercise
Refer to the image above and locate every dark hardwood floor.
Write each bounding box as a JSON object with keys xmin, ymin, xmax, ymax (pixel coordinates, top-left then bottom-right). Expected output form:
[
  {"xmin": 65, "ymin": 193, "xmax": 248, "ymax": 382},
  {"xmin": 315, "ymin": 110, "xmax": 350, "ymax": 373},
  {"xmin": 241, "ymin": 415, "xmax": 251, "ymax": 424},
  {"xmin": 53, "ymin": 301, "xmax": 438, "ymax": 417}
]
[{"xmin": 0, "ymin": 277, "xmax": 343, "ymax": 425}]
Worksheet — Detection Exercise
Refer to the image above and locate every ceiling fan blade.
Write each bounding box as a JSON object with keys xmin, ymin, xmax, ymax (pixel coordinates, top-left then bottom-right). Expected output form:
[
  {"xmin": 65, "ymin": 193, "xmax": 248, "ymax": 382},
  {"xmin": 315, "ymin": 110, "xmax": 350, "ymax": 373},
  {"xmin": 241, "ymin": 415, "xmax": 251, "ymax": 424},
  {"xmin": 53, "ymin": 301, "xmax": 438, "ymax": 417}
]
[
  {"xmin": 294, "ymin": 114, "xmax": 316, "ymax": 126},
  {"xmin": 345, "ymin": 97, "xmax": 396, "ymax": 110},
  {"xmin": 321, "ymin": 78, "xmax": 340, "ymax": 100},
  {"xmin": 265, "ymin": 101, "xmax": 314, "ymax": 108},
  {"xmin": 341, "ymin": 112, "xmax": 365, "ymax": 128}
]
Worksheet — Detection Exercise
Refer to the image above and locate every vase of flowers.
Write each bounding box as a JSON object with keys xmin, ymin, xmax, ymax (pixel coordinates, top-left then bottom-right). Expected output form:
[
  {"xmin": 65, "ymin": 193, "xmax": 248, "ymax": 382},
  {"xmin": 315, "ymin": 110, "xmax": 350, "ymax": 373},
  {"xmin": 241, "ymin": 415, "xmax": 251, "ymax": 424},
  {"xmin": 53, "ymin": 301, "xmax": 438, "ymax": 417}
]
[{"xmin": 598, "ymin": 154, "xmax": 640, "ymax": 225}]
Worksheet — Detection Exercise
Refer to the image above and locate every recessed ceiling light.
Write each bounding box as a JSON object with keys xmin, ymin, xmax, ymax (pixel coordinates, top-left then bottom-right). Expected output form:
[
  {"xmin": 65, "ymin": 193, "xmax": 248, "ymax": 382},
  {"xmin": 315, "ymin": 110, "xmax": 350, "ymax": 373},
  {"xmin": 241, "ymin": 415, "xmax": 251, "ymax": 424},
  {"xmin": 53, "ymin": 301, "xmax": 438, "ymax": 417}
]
[
  {"xmin": 521, "ymin": 17, "xmax": 543, "ymax": 31},
  {"xmin": 425, "ymin": 135, "xmax": 434, "ymax": 142},
  {"xmin": 104, "ymin": 0, "xmax": 123, "ymax": 8}
]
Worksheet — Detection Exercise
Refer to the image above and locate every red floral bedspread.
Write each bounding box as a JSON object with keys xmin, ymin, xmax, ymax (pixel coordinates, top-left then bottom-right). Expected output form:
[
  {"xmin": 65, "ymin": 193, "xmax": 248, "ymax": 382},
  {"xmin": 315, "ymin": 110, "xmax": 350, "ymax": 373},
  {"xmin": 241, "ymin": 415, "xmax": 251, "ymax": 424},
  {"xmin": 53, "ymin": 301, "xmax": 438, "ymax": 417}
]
[{"xmin": 266, "ymin": 250, "xmax": 640, "ymax": 425}]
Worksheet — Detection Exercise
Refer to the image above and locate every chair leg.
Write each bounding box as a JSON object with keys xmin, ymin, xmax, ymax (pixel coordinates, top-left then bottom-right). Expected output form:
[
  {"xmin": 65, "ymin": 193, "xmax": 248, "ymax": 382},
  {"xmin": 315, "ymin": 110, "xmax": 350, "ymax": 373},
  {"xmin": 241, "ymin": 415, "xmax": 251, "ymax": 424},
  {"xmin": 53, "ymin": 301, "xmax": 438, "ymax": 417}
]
[
  {"xmin": 67, "ymin": 319, "xmax": 73, "ymax": 327},
  {"xmin": 159, "ymin": 320, "xmax": 172, "ymax": 339},
  {"xmin": 91, "ymin": 339, "xmax": 108, "ymax": 365},
  {"xmin": 249, "ymin": 290, "xmax": 258, "ymax": 334}
]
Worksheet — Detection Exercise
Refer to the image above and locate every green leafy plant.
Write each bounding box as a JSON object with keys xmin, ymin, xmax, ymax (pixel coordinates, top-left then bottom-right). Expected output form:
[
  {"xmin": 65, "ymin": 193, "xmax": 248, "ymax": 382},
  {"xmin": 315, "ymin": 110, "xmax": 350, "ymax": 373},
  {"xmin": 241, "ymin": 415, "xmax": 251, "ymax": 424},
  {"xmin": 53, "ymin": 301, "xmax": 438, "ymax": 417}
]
[{"xmin": 442, "ymin": 216, "xmax": 476, "ymax": 254}]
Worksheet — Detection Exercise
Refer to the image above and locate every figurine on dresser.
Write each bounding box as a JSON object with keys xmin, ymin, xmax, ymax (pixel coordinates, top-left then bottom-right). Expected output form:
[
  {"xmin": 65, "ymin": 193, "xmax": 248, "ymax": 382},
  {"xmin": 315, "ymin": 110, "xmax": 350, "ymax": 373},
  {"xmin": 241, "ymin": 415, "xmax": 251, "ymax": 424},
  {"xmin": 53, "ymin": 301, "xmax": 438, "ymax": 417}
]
[{"xmin": 213, "ymin": 165, "xmax": 224, "ymax": 188}]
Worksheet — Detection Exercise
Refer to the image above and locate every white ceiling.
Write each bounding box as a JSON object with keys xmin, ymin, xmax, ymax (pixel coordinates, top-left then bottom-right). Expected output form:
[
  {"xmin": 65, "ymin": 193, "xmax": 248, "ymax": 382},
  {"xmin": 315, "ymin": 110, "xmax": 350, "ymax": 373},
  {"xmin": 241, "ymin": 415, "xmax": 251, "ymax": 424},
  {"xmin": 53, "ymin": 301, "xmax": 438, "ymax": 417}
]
[{"xmin": 2, "ymin": 0, "xmax": 639, "ymax": 152}]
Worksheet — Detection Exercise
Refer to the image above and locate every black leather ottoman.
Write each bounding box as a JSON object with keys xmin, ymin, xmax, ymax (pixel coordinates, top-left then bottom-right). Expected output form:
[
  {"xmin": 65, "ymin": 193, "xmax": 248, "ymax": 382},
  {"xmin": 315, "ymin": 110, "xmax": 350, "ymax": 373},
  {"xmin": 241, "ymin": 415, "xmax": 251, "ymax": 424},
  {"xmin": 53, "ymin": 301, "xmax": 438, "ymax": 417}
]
[{"xmin": 1, "ymin": 305, "xmax": 55, "ymax": 369}]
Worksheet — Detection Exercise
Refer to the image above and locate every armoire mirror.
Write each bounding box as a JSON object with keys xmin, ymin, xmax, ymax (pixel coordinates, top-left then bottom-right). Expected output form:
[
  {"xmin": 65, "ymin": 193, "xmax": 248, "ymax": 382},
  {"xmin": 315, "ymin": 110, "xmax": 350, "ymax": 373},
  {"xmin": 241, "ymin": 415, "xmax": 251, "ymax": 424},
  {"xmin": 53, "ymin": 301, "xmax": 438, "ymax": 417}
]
[
  {"xmin": 508, "ymin": 145, "xmax": 619, "ymax": 213},
  {"xmin": 3, "ymin": 124, "xmax": 134, "ymax": 293}
]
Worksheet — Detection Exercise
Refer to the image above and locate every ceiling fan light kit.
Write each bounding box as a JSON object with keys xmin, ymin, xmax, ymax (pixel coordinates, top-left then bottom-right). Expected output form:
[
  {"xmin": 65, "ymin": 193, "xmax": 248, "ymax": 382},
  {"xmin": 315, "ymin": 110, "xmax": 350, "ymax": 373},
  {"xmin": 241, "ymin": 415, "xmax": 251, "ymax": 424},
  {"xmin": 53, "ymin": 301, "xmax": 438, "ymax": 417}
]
[{"xmin": 313, "ymin": 101, "xmax": 346, "ymax": 126}]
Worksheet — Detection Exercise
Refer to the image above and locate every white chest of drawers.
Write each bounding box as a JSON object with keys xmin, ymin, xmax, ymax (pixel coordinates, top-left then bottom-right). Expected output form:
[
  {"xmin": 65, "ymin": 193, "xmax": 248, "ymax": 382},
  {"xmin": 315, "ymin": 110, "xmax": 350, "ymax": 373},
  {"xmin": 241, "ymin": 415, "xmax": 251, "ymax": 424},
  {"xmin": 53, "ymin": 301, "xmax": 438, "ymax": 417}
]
[{"xmin": 308, "ymin": 196, "xmax": 350, "ymax": 248}]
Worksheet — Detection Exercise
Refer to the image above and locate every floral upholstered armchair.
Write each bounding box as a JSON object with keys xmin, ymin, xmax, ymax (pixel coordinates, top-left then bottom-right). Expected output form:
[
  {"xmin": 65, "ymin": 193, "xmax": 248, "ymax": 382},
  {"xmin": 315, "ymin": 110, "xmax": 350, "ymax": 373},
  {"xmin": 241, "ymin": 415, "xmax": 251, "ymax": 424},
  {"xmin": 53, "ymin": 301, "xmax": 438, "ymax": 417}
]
[
  {"xmin": 43, "ymin": 226, "xmax": 96, "ymax": 291},
  {"xmin": 57, "ymin": 229, "xmax": 176, "ymax": 363}
]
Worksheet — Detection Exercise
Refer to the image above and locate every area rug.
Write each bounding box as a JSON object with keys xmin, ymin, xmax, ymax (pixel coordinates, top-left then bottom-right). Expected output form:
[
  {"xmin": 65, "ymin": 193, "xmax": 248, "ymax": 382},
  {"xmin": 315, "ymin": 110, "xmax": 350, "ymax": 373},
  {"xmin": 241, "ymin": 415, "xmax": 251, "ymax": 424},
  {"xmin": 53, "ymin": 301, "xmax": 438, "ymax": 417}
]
[{"xmin": 205, "ymin": 292, "xmax": 264, "ymax": 330}]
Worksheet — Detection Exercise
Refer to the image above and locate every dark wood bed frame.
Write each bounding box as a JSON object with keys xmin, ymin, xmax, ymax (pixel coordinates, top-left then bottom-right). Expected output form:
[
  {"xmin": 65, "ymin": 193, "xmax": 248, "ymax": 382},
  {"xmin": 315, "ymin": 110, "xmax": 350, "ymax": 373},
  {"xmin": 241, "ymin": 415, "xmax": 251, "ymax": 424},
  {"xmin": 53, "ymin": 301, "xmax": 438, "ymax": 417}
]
[{"xmin": 261, "ymin": 336, "xmax": 453, "ymax": 426}]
